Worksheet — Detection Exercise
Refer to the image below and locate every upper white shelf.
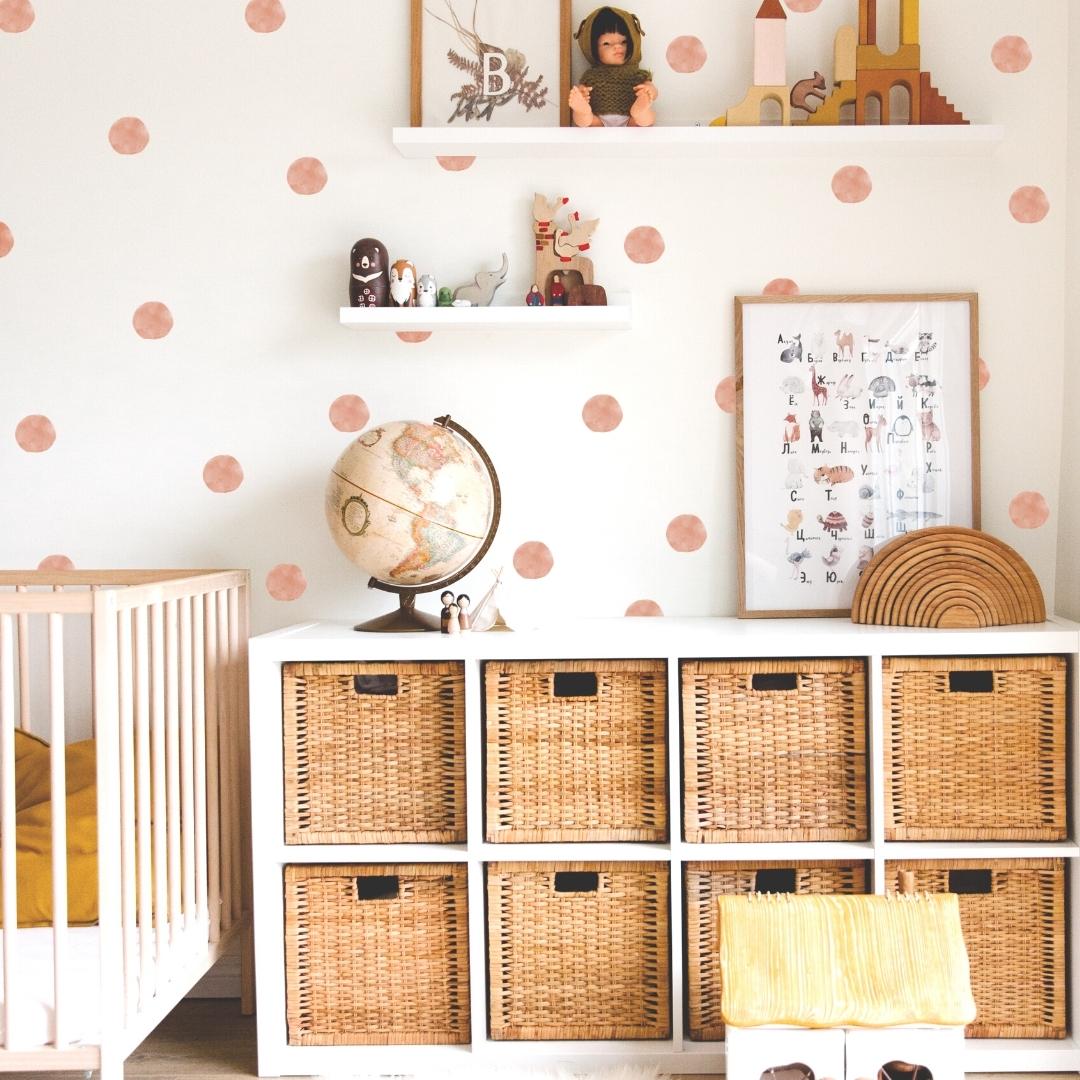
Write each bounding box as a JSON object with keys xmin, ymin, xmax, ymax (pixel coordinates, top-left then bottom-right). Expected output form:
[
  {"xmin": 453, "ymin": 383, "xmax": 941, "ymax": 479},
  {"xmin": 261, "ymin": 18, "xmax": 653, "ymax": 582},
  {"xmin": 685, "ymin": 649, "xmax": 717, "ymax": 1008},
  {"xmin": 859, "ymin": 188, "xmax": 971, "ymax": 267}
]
[
  {"xmin": 340, "ymin": 292, "xmax": 631, "ymax": 331},
  {"xmin": 392, "ymin": 123, "xmax": 1005, "ymax": 159}
]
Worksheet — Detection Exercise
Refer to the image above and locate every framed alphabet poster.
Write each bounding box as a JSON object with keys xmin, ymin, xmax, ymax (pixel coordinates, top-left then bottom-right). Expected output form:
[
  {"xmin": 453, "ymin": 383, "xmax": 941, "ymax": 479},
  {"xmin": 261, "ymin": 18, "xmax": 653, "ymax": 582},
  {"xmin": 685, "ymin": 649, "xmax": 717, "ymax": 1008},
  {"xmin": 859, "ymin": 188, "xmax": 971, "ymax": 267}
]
[
  {"xmin": 411, "ymin": 0, "xmax": 571, "ymax": 127},
  {"xmin": 736, "ymin": 294, "xmax": 981, "ymax": 618}
]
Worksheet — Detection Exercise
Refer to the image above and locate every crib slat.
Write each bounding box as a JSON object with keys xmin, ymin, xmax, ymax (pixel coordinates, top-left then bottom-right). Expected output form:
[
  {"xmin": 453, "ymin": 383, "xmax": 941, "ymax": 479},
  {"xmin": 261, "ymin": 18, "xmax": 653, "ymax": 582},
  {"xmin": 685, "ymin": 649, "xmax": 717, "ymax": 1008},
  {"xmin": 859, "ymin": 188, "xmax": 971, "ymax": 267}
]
[
  {"xmin": 204, "ymin": 594, "xmax": 221, "ymax": 945},
  {"xmin": 117, "ymin": 609, "xmax": 138, "ymax": 1021},
  {"xmin": 48, "ymin": 612, "xmax": 70, "ymax": 1047},
  {"xmin": 165, "ymin": 600, "xmax": 181, "ymax": 942},
  {"xmin": 150, "ymin": 603, "xmax": 168, "ymax": 979},
  {"xmin": 15, "ymin": 587, "xmax": 29, "ymax": 733},
  {"xmin": 193, "ymin": 598, "xmax": 208, "ymax": 928},
  {"xmin": 179, "ymin": 597, "xmax": 196, "ymax": 928},
  {"xmin": 0, "ymin": 613, "xmax": 18, "ymax": 1049},
  {"xmin": 216, "ymin": 590, "xmax": 232, "ymax": 931},
  {"xmin": 135, "ymin": 605, "xmax": 154, "ymax": 1004},
  {"xmin": 227, "ymin": 587, "xmax": 243, "ymax": 925}
]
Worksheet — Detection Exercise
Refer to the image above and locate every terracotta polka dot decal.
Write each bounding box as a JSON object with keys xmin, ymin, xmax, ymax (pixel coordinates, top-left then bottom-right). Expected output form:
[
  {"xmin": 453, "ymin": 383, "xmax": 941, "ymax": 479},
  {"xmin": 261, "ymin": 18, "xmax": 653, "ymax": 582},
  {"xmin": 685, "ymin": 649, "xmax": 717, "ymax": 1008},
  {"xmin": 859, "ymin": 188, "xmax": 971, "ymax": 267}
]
[
  {"xmin": 786, "ymin": 0, "xmax": 822, "ymax": 11},
  {"xmin": 38, "ymin": 554, "xmax": 74, "ymax": 571},
  {"xmin": 0, "ymin": 223, "xmax": 12, "ymax": 258},
  {"xmin": 1009, "ymin": 186, "xmax": 1049, "ymax": 223},
  {"xmin": 15, "ymin": 414, "xmax": 55, "ymax": 452},
  {"xmin": 245, "ymin": 0, "xmax": 285, "ymax": 32},
  {"xmin": 666, "ymin": 36, "xmax": 706, "ymax": 74},
  {"xmin": 978, "ymin": 358, "xmax": 990, "ymax": 390},
  {"xmin": 624, "ymin": 226, "xmax": 665, "ymax": 264},
  {"xmin": 287, "ymin": 157, "xmax": 327, "ymax": 195},
  {"xmin": 266, "ymin": 563, "xmax": 306, "ymax": 600},
  {"xmin": 715, "ymin": 376, "xmax": 736, "ymax": 414},
  {"xmin": 437, "ymin": 156, "xmax": 475, "ymax": 171},
  {"xmin": 832, "ymin": 165, "xmax": 872, "ymax": 203},
  {"xmin": 203, "ymin": 455, "xmax": 244, "ymax": 493},
  {"xmin": 513, "ymin": 541, "xmax": 553, "ymax": 579},
  {"xmin": 626, "ymin": 599, "xmax": 663, "ymax": 617},
  {"xmin": 396, "ymin": 331, "xmax": 431, "ymax": 344},
  {"xmin": 1009, "ymin": 491, "xmax": 1050, "ymax": 530},
  {"xmin": 667, "ymin": 514, "xmax": 706, "ymax": 552},
  {"xmin": 764, "ymin": 278, "xmax": 799, "ymax": 296},
  {"xmin": 992, "ymin": 36, "xmax": 1031, "ymax": 73},
  {"xmin": 582, "ymin": 394, "xmax": 623, "ymax": 432},
  {"xmin": 0, "ymin": 0, "xmax": 34, "ymax": 32},
  {"xmin": 108, "ymin": 117, "xmax": 149, "ymax": 155},
  {"xmin": 329, "ymin": 394, "xmax": 370, "ymax": 432},
  {"xmin": 133, "ymin": 301, "xmax": 173, "ymax": 339}
]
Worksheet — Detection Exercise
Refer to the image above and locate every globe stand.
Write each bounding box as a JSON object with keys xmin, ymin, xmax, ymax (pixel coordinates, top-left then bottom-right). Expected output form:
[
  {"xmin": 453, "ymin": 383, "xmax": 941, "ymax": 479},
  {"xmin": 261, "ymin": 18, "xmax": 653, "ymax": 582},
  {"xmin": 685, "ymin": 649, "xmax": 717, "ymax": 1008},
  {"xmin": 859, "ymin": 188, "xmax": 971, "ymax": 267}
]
[{"xmin": 354, "ymin": 590, "xmax": 441, "ymax": 633}]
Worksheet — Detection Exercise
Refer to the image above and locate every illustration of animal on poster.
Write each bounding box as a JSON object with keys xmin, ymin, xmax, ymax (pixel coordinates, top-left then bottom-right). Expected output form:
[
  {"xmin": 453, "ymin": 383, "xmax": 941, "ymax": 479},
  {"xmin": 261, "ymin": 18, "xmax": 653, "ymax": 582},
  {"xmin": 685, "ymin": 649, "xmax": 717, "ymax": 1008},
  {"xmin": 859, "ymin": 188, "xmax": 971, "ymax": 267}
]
[{"xmin": 738, "ymin": 296, "xmax": 979, "ymax": 616}]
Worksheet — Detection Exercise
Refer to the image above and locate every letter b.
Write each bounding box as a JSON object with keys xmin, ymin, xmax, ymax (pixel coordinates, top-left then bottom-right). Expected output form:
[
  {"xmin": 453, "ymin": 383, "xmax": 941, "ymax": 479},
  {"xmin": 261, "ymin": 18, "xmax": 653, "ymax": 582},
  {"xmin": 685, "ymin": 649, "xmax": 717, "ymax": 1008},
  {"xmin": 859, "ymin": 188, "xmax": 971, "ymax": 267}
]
[{"xmin": 483, "ymin": 50, "xmax": 509, "ymax": 95}]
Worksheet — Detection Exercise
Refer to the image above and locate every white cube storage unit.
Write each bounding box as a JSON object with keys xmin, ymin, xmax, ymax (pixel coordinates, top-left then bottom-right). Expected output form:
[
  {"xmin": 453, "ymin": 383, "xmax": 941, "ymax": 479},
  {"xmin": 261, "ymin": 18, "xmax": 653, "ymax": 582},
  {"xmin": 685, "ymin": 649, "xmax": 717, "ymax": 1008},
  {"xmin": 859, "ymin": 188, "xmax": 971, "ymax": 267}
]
[{"xmin": 249, "ymin": 617, "xmax": 1080, "ymax": 1076}]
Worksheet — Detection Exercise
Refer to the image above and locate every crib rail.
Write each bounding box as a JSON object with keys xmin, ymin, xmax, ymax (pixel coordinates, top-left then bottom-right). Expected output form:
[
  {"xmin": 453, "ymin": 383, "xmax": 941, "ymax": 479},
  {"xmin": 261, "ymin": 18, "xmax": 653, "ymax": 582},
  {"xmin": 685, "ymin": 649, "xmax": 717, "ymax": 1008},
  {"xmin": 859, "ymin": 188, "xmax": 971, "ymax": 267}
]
[{"xmin": 0, "ymin": 570, "xmax": 250, "ymax": 1071}]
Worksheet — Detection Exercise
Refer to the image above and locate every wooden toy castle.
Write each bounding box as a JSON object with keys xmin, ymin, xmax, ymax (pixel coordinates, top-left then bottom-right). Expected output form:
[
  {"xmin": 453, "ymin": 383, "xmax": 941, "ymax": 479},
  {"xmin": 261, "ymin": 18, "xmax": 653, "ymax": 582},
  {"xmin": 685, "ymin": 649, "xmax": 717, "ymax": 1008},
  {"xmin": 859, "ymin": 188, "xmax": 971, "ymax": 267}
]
[{"xmin": 711, "ymin": 0, "xmax": 968, "ymax": 127}]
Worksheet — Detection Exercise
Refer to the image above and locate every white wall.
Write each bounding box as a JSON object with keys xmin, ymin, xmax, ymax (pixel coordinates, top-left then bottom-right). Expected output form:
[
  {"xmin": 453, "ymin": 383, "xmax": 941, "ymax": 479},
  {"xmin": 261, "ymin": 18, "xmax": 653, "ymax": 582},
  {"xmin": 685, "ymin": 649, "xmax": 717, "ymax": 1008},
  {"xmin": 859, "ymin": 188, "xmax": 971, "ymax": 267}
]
[{"xmin": 1, "ymin": 0, "xmax": 1071, "ymax": 633}]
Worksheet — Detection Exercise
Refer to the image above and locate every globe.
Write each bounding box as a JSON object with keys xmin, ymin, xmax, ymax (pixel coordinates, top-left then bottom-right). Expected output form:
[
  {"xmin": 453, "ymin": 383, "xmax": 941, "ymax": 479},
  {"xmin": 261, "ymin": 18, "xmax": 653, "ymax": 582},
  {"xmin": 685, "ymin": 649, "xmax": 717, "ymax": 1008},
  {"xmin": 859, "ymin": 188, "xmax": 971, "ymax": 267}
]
[{"xmin": 325, "ymin": 415, "xmax": 500, "ymax": 631}]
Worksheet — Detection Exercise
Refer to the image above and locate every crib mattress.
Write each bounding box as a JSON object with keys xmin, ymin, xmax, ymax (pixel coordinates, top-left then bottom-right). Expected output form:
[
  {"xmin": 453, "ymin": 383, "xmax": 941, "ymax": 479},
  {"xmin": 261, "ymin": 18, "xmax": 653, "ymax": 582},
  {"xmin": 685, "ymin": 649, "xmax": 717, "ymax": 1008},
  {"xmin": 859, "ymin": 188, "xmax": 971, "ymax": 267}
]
[{"xmin": 0, "ymin": 927, "xmax": 102, "ymax": 1047}]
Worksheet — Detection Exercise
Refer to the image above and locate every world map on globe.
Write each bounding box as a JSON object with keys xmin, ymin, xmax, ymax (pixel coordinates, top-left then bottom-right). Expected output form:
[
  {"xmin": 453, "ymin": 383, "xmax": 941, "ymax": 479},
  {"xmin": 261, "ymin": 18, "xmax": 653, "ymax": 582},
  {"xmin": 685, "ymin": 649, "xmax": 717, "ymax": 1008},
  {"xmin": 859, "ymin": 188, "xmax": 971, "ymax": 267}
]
[{"xmin": 326, "ymin": 419, "xmax": 495, "ymax": 587}]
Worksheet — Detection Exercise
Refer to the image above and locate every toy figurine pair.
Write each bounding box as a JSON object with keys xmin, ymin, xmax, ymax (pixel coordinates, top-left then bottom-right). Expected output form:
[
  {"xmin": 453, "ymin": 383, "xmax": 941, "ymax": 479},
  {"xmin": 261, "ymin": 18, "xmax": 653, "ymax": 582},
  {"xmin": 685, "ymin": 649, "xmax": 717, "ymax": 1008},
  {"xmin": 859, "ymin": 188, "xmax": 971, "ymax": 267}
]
[
  {"xmin": 569, "ymin": 6, "xmax": 657, "ymax": 128},
  {"xmin": 440, "ymin": 590, "xmax": 471, "ymax": 634}
]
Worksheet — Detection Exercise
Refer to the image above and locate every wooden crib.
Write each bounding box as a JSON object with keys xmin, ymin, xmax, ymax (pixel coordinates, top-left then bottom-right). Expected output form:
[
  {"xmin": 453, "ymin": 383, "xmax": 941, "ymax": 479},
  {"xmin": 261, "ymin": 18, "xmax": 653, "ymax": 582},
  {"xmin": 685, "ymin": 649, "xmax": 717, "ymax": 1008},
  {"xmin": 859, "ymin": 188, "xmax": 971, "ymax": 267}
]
[{"xmin": 0, "ymin": 570, "xmax": 251, "ymax": 1079}]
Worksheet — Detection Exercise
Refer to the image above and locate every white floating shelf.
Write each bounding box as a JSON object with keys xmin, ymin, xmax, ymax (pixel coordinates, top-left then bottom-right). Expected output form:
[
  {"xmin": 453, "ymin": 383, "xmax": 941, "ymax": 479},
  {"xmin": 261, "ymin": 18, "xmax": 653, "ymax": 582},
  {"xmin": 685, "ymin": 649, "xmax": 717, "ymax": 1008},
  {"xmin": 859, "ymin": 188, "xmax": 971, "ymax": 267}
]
[
  {"xmin": 393, "ymin": 123, "xmax": 1004, "ymax": 159},
  {"xmin": 340, "ymin": 292, "xmax": 632, "ymax": 331}
]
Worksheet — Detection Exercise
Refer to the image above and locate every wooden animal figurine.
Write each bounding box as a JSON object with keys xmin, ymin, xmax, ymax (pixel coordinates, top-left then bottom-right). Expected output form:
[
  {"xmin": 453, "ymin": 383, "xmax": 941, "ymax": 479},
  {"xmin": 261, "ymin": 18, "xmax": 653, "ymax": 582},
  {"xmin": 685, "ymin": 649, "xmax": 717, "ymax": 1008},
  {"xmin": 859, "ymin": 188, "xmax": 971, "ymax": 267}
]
[
  {"xmin": 525, "ymin": 284, "xmax": 545, "ymax": 306},
  {"xmin": 791, "ymin": 70, "xmax": 827, "ymax": 114},
  {"xmin": 437, "ymin": 287, "xmax": 454, "ymax": 307},
  {"xmin": 533, "ymin": 194, "xmax": 599, "ymax": 304},
  {"xmin": 349, "ymin": 237, "xmax": 389, "ymax": 307},
  {"xmin": 417, "ymin": 274, "xmax": 438, "ymax": 307},
  {"xmin": 389, "ymin": 260, "xmax": 417, "ymax": 307},
  {"xmin": 567, "ymin": 284, "xmax": 608, "ymax": 306},
  {"xmin": 569, "ymin": 6, "xmax": 656, "ymax": 128},
  {"xmin": 452, "ymin": 253, "xmax": 509, "ymax": 306}
]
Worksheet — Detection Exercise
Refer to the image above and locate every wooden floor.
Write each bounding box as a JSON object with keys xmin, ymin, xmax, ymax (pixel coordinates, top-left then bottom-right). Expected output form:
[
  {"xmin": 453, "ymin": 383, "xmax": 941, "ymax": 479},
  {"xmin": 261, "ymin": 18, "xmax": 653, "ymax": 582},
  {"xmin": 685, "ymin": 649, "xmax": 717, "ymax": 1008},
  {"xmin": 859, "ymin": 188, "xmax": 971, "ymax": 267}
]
[{"xmin": 3, "ymin": 1001, "xmax": 1072, "ymax": 1079}]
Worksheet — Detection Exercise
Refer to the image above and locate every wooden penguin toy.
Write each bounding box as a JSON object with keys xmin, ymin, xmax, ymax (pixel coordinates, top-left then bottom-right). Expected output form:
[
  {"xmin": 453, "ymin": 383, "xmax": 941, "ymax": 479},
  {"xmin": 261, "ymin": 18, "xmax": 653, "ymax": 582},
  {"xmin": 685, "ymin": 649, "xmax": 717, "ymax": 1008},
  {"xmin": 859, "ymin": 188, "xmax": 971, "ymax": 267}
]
[
  {"xmin": 389, "ymin": 260, "xmax": 418, "ymax": 307},
  {"xmin": 349, "ymin": 238, "xmax": 390, "ymax": 307}
]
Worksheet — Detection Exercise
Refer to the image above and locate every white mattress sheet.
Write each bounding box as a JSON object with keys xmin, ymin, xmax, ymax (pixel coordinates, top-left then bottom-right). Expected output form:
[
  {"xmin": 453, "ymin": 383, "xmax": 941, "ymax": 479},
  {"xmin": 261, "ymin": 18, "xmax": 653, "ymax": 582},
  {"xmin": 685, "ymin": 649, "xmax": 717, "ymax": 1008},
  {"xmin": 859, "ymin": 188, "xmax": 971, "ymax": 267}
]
[{"xmin": 0, "ymin": 926, "xmax": 102, "ymax": 1047}]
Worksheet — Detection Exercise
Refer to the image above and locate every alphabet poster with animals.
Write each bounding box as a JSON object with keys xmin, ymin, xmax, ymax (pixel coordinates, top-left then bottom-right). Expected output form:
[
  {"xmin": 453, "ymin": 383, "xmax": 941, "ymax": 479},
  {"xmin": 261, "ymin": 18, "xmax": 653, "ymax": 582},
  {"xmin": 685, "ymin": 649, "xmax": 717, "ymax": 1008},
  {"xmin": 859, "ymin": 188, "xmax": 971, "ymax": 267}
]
[{"xmin": 736, "ymin": 295, "xmax": 980, "ymax": 617}]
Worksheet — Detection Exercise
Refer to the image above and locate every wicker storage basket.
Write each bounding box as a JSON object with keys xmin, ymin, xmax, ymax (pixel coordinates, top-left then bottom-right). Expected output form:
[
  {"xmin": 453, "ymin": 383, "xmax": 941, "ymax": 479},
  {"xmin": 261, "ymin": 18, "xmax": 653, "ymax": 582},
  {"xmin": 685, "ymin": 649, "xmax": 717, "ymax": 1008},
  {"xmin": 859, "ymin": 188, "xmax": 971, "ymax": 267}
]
[
  {"xmin": 484, "ymin": 660, "xmax": 667, "ymax": 842},
  {"xmin": 884, "ymin": 859, "xmax": 1065, "ymax": 1038},
  {"xmin": 283, "ymin": 661, "xmax": 465, "ymax": 844},
  {"xmin": 883, "ymin": 656, "xmax": 1066, "ymax": 840},
  {"xmin": 487, "ymin": 861, "xmax": 671, "ymax": 1040},
  {"xmin": 682, "ymin": 659, "xmax": 867, "ymax": 842},
  {"xmin": 284, "ymin": 863, "xmax": 470, "ymax": 1045},
  {"xmin": 685, "ymin": 860, "xmax": 869, "ymax": 1041}
]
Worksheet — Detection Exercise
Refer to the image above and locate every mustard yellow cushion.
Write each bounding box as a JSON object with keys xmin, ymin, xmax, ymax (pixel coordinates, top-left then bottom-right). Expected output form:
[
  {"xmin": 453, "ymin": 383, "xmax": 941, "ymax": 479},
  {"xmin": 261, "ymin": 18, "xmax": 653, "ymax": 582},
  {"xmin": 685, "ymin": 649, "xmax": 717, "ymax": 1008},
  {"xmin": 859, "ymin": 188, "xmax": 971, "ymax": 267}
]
[{"xmin": 4, "ymin": 729, "xmax": 98, "ymax": 927}]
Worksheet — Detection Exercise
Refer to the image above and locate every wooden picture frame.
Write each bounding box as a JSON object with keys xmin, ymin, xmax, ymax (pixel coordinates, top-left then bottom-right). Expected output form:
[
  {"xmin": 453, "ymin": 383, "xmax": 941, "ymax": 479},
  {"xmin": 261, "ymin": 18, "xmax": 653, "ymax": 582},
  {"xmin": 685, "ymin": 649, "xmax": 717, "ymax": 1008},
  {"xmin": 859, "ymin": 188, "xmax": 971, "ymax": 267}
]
[
  {"xmin": 735, "ymin": 293, "xmax": 981, "ymax": 619},
  {"xmin": 411, "ymin": 0, "xmax": 571, "ymax": 127}
]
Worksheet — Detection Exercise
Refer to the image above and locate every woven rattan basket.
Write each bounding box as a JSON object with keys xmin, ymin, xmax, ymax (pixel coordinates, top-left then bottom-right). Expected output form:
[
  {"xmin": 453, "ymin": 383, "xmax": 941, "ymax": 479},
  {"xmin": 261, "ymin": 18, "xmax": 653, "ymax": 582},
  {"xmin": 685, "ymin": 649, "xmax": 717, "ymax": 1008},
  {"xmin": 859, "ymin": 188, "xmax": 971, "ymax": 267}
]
[
  {"xmin": 682, "ymin": 659, "xmax": 868, "ymax": 842},
  {"xmin": 883, "ymin": 655, "xmax": 1066, "ymax": 840},
  {"xmin": 284, "ymin": 863, "xmax": 471, "ymax": 1045},
  {"xmin": 487, "ymin": 861, "xmax": 671, "ymax": 1040},
  {"xmin": 283, "ymin": 661, "xmax": 465, "ymax": 844},
  {"xmin": 685, "ymin": 860, "xmax": 869, "ymax": 1041},
  {"xmin": 484, "ymin": 660, "xmax": 667, "ymax": 842},
  {"xmin": 884, "ymin": 859, "xmax": 1065, "ymax": 1038}
]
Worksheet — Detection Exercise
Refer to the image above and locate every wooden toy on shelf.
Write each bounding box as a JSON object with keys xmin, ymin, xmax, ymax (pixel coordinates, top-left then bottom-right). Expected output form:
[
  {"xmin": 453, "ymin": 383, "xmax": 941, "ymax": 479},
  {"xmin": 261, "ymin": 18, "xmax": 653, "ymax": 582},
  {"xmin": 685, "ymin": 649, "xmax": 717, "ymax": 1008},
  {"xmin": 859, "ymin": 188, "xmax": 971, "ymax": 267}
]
[
  {"xmin": 348, "ymin": 237, "xmax": 390, "ymax": 307},
  {"xmin": 525, "ymin": 284, "xmax": 545, "ymax": 306},
  {"xmin": 533, "ymin": 192, "xmax": 599, "ymax": 304},
  {"xmin": 711, "ymin": 0, "xmax": 791, "ymax": 127},
  {"xmin": 452, "ymin": 253, "xmax": 509, "ymax": 306},
  {"xmin": 417, "ymin": 273, "xmax": 438, "ymax": 307},
  {"xmin": 568, "ymin": 284, "xmax": 607, "ymax": 306},
  {"xmin": 389, "ymin": 259, "xmax": 418, "ymax": 307}
]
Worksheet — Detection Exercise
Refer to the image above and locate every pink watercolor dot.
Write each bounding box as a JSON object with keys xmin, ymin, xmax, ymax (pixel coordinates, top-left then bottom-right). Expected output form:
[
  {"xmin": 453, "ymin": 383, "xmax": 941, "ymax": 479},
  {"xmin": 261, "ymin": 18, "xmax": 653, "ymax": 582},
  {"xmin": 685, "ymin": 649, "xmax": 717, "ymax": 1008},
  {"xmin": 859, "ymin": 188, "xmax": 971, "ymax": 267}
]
[
  {"xmin": 0, "ymin": 0, "xmax": 34, "ymax": 32},
  {"xmin": 667, "ymin": 514, "xmax": 706, "ymax": 552},
  {"xmin": 582, "ymin": 394, "xmax": 623, "ymax": 432},
  {"xmin": 108, "ymin": 117, "xmax": 149, "ymax": 155},
  {"xmin": 0, "ymin": 223, "xmax": 12, "ymax": 258},
  {"xmin": 764, "ymin": 278, "xmax": 799, "ymax": 296},
  {"xmin": 992, "ymin": 36, "xmax": 1031, "ymax": 73},
  {"xmin": 266, "ymin": 563, "xmax": 307, "ymax": 600},
  {"xmin": 666, "ymin": 36, "xmax": 706, "ymax": 74},
  {"xmin": 1009, "ymin": 491, "xmax": 1050, "ymax": 530},
  {"xmin": 626, "ymin": 599, "xmax": 663, "ymax": 617},
  {"xmin": 715, "ymin": 376, "xmax": 736, "ymax": 414},
  {"xmin": 329, "ymin": 394, "xmax": 370, "ymax": 432},
  {"xmin": 245, "ymin": 0, "xmax": 285, "ymax": 32},
  {"xmin": 203, "ymin": 455, "xmax": 244, "ymax": 493},
  {"xmin": 624, "ymin": 226, "xmax": 665, "ymax": 264},
  {"xmin": 1009, "ymin": 186, "xmax": 1049, "ymax": 223},
  {"xmin": 978, "ymin": 358, "xmax": 990, "ymax": 390},
  {"xmin": 832, "ymin": 165, "xmax": 872, "ymax": 203},
  {"xmin": 38, "ymin": 555, "xmax": 74, "ymax": 572},
  {"xmin": 15, "ymin": 414, "xmax": 55, "ymax": 453},
  {"xmin": 287, "ymin": 157, "xmax": 327, "ymax": 195},
  {"xmin": 513, "ymin": 541, "xmax": 553, "ymax": 580},
  {"xmin": 396, "ymin": 331, "xmax": 431, "ymax": 344},
  {"xmin": 786, "ymin": 0, "xmax": 822, "ymax": 10},
  {"xmin": 133, "ymin": 301, "xmax": 173, "ymax": 339},
  {"xmin": 437, "ymin": 156, "xmax": 475, "ymax": 171}
]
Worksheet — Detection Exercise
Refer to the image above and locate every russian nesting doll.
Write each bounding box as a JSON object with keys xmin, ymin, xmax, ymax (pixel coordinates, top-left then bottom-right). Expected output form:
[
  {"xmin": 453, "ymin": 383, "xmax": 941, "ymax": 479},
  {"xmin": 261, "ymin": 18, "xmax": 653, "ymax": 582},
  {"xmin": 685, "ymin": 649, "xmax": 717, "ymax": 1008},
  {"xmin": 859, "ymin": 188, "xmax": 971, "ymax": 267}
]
[
  {"xmin": 389, "ymin": 260, "xmax": 418, "ymax": 307},
  {"xmin": 349, "ymin": 238, "xmax": 390, "ymax": 307},
  {"xmin": 417, "ymin": 274, "xmax": 438, "ymax": 307}
]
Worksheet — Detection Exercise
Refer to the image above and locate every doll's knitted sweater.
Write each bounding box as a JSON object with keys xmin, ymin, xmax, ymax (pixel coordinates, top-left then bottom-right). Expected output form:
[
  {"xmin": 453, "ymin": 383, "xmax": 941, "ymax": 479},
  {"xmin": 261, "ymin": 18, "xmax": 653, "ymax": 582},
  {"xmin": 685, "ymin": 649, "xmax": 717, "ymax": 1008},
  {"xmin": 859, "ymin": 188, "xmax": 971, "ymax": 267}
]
[{"xmin": 580, "ymin": 63, "xmax": 653, "ymax": 117}]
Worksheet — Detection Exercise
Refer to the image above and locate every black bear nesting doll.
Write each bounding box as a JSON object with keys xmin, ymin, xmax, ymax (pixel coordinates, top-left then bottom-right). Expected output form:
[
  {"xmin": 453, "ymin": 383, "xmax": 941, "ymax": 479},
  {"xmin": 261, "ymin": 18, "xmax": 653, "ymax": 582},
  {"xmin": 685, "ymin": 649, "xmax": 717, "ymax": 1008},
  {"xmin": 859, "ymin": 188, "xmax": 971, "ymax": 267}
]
[{"xmin": 349, "ymin": 238, "xmax": 389, "ymax": 307}]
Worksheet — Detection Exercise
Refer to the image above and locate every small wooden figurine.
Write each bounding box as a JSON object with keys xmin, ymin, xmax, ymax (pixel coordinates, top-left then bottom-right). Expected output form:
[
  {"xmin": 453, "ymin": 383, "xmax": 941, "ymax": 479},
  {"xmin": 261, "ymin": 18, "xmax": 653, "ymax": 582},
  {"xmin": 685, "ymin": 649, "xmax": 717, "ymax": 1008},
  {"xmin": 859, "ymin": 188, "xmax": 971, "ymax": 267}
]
[
  {"xmin": 550, "ymin": 274, "xmax": 567, "ymax": 306},
  {"xmin": 457, "ymin": 594, "xmax": 471, "ymax": 632},
  {"xmin": 446, "ymin": 600, "xmax": 461, "ymax": 635},
  {"xmin": 349, "ymin": 238, "xmax": 390, "ymax": 307},
  {"xmin": 389, "ymin": 260, "xmax": 417, "ymax": 307},
  {"xmin": 452, "ymin": 253, "xmax": 509, "ymax": 306},
  {"xmin": 417, "ymin": 274, "xmax": 438, "ymax": 307},
  {"xmin": 526, "ymin": 284, "xmax": 545, "ymax": 306},
  {"xmin": 437, "ymin": 287, "xmax": 454, "ymax": 307},
  {"xmin": 440, "ymin": 590, "xmax": 455, "ymax": 633},
  {"xmin": 569, "ymin": 6, "xmax": 657, "ymax": 128},
  {"xmin": 533, "ymin": 193, "xmax": 599, "ymax": 305},
  {"xmin": 567, "ymin": 284, "xmax": 608, "ymax": 306}
]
